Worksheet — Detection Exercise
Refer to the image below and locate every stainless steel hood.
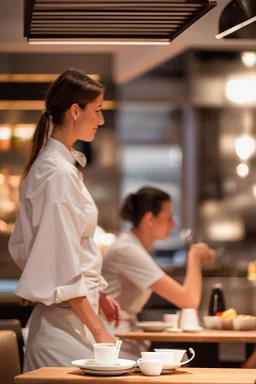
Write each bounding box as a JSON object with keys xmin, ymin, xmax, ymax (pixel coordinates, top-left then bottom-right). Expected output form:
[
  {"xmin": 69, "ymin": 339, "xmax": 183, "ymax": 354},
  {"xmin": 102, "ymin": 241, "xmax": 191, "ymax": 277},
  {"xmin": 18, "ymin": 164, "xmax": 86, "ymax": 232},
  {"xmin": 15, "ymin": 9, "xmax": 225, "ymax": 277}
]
[
  {"xmin": 217, "ymin": 0, "xmax": 256, "ymax": 39},
  {"xmin": 24, "ymin": 0, "xmax": 217, "ymax": 45}
]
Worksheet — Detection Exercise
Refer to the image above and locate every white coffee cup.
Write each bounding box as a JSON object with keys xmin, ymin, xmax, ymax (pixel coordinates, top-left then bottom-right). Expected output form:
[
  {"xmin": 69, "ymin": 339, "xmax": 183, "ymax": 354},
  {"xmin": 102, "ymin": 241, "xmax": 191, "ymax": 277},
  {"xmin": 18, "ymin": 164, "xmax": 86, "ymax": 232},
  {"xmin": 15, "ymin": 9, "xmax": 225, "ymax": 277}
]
[
  {"xmin": 141, "ymin": 351, "xmax": 173, "ymax": 364},
  {"xmin": 93, "ymin": 343, "xmax": 119, "ymax": 365},
  {"xmin": 179, "ymin": 308, "xmax": 199, "ymax": 329},
  {"xmin": 163, "ymin": 313, "xmax": 180, "ymax": 328},
  {"xmin": 138, "ymin": 359, "xmax": 163, "ymax": 376},
  {"xmin": 154, "ymin": 349, "xmax": 186, "ymax": 363}
]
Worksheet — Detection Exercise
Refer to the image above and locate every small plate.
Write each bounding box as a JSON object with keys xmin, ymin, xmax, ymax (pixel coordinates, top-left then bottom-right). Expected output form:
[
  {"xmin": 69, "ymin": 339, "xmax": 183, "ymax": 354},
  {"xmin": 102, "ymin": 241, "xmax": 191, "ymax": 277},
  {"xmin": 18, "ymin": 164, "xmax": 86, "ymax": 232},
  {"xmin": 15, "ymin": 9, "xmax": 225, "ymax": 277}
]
[
  {"xmin": 166, "ymin": 328, "xmax": 182, "ymax": 333},
  {"xmin": 162, "ymin": 362, "xmax": 182, "ymax": 370},
  {"xmin": 71, "ymin": 359, "xmax": 136, "ymax": 372},
  {"xmin": 183, "ymin": 326, "xmax": 203, "ymax": 333},
  {"xmin": 82, "ymin": 368, "xmax": 133, "ymax": 376},
  {"xmin": 162, "ymin": 348, "xmax": 196, "ymax": 370},
  {"xmin": 137, "ymin": 321, "xmax": 174, "ymax": 332}
]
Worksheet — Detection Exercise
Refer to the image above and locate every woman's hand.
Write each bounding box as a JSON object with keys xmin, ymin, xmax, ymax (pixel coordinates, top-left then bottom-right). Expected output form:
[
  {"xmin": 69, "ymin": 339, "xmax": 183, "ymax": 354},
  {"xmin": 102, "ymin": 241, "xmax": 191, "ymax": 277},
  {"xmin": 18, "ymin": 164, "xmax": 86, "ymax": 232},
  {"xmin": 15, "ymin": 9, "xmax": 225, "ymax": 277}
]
[
  {"xmin": 99, "ymin": 292, "xmax": 122, "ymax": 328},
  {"xmin": 189, "ymin": 243, "xmax": 216, "ymax": 265},
  {"xmin": 94, "ymin": 328, "xmax": 116, "ymax": 344}
]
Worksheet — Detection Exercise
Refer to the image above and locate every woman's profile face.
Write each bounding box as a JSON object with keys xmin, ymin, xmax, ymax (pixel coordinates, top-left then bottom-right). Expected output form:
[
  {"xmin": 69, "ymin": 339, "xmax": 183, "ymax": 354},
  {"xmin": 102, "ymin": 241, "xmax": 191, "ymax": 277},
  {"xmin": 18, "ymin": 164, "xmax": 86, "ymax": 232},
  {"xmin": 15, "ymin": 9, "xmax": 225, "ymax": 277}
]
[
  {"xmin": 151, "ymin": 201, "xmax": 176, "ymax": 240},
  {"xmin": 75, "ymin": 93, "xmax": 105, "ymax": 142}
]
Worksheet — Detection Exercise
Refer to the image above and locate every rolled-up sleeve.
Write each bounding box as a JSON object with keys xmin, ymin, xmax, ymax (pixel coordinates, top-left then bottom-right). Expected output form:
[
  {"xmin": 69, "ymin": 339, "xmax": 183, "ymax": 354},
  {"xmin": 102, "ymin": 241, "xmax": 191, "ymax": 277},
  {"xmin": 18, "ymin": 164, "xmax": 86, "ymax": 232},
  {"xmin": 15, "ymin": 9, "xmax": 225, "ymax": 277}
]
[{"xmin": 16, "ymin": 199, "xmax": 88, "ymax": 305}]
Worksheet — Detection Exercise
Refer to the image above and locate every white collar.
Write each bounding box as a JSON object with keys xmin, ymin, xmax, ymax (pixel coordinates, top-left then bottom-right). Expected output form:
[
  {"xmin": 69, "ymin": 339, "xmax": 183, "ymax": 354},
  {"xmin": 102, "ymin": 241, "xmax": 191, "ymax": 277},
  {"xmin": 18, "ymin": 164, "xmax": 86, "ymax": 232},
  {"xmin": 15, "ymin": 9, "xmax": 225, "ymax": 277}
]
[{"xmin": 46, "ymin": 138, "xmax": 87, "ymax": 167}]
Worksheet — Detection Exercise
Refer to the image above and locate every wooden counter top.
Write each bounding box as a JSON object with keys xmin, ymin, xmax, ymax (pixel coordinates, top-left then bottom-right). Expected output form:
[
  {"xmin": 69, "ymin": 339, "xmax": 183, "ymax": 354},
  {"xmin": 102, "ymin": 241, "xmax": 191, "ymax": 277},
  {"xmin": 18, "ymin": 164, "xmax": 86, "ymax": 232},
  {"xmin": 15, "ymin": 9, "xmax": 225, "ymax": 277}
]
[
  {"xmin": 115, "ymin": 329, "xmax": 256, "ymax": 343},
  {"xmin": 14, "ymin": 367, "xmax": 256, "ymax": 384}
]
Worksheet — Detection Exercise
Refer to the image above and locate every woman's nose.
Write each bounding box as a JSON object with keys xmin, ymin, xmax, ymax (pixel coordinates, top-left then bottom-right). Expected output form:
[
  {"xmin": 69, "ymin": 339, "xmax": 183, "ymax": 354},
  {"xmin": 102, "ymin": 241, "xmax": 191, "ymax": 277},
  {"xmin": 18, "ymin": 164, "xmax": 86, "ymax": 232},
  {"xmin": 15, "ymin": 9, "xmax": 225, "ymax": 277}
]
[{"xmin": 98, "ymin": 111, "xmax": 105, "ymax": 126}]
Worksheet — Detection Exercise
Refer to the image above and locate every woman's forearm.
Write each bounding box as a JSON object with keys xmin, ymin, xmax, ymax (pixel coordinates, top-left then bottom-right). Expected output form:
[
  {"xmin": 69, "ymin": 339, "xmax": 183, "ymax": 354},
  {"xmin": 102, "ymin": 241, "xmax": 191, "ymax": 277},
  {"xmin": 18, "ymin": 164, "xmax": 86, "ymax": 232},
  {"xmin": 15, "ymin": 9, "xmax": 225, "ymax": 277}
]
[
  {"xmin": 182, "ymin": 254, "xmax": 202, "ymax": 309},
  {"xmin": 68, "ymin": 296, "xmax": 105, "ymax": 340},
  {"xmin": 150, "ymin": 244, "xmax": 214, "ymax": 309}
]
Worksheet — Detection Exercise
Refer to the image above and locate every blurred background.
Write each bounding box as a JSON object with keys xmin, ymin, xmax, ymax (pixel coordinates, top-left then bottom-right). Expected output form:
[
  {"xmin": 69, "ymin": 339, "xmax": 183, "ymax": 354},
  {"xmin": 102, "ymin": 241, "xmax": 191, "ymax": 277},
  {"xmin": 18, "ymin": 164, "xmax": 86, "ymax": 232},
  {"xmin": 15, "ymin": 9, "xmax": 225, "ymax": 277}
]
[{"xmin": 0, "ymin": 2, "xmax": 256, "ymax": 360}]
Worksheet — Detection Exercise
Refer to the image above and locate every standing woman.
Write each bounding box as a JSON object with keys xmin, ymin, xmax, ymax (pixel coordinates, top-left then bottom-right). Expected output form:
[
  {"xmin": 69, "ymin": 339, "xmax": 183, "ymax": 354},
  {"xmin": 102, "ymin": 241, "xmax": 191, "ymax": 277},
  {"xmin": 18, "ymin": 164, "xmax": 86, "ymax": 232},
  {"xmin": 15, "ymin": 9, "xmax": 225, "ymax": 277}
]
[
  {"xmin": 102, "ymin": 187, "xmax": 215, "ymax": 359},
  {"xmin": 9, "ymin": 69, "xmax": 121, "ymax": 372}
]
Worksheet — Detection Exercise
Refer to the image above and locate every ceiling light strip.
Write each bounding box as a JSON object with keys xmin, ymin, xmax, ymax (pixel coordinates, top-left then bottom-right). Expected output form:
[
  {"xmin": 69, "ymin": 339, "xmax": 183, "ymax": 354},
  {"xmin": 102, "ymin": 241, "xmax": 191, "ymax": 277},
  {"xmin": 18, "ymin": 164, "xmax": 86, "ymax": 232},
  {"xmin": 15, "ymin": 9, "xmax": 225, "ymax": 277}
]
[
  {"xmin": 35, "ymin": 6, "xmax": 198, "ymax": 14},
  {"xmin": 0, "ymin": 100, "xmax": 116, "ymax": 110},
  {"xmin": 36, "ymin": 0, "xmax": 203, "ymax": 3},
  {"xmin": 30, "ymin": 27, "xmax": 177, "ymax": 31},
  {"xmin": 28, "ymin": 38, "xmax": 170, "ymax": 45},
  {"xmin": 34, "ymin": 3, "xmax": 202, "ymax": 9},
  {"xmin": 31, "ymin": 17, "xmax": 185, "ymax": 22},
  {"xmin": 31, "ymin": 20, "xmax": 184, "ymax": 25},
  {"xmin": 30, "ymin": 32, "xmax": 171, "ymax": 36},
  {"xmin": 32, "ymin": 14, "xmax": 188, "ymax": 19},
  {"xmin": 33, "ymin": 11, "xmax": 194, "ymax": 16},
  {"xmin": 0, "ymin": 74, "xmax": 100, "ymax": 82}
]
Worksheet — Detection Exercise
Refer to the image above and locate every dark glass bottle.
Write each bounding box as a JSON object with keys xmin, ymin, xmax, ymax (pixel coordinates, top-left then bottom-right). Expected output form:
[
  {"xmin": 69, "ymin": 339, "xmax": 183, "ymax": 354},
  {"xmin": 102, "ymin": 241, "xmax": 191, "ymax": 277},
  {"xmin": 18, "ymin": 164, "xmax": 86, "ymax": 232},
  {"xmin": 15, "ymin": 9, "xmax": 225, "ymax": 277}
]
[{"xmin": 208, "ymin": 283, "xmax": 226, "ymax": 316}]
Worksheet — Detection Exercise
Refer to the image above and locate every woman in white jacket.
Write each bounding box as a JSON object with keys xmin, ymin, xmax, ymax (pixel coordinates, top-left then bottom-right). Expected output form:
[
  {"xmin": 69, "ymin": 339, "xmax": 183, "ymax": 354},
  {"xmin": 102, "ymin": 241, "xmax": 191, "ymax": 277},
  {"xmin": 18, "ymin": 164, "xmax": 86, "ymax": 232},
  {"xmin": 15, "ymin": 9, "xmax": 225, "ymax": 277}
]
[
  {"xmin": 9, "ymin": 68, "xmax": 121, "ymax": 372},
  {"xmin": 102, "ymin": 187, "xmax": 215, "ymax": 359}
]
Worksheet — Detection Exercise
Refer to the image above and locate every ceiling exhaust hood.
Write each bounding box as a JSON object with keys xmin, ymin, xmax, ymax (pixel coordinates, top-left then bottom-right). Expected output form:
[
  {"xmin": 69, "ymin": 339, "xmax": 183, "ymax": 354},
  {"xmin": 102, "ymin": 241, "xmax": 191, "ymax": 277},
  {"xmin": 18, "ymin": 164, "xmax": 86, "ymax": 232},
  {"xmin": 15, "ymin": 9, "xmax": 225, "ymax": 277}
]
[
  {"xmin": 24, "ymin": 0, "xmax": 217, "ymax": 45},
  {"xmin": 216, "ymin": 0, "xmax": 256, "ymax": 39}
]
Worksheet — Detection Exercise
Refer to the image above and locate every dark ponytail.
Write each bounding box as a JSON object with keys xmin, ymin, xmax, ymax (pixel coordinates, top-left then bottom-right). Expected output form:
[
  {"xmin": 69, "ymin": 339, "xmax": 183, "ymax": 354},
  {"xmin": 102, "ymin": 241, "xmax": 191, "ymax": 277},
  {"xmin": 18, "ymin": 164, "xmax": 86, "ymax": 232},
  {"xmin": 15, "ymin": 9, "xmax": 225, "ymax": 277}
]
[
  {"xmin": 22, "ymin": 68, "xmax": 104, "ymax": 180},
  {"xmin": 120, "ymin": 187, "xmax": 171, "ymax": 226},
  {"xmin": 22, "ymin": 112, "xmax": 51, "ymax": 180}
]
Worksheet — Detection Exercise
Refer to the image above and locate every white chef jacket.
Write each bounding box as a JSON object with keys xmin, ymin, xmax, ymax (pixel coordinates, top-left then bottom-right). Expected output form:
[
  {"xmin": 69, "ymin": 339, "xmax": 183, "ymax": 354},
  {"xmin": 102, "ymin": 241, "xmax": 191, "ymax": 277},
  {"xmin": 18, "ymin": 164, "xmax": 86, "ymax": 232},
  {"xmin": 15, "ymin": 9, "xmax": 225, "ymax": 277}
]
[
  {"xmin": 102, "ymin": 232, "xmax": 165, "ymax": 359},
  {"xmin": 9, "ymin": 138, "xmax": 107, "ymax": 371}
]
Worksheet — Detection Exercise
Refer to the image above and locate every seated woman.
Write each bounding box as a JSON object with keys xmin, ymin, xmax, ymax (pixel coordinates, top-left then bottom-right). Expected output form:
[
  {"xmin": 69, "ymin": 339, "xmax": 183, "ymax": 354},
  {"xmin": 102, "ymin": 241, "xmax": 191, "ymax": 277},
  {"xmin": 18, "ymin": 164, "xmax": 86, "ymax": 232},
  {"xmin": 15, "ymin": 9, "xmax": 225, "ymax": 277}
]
[{"xmin": 102, "ymin": 187, "xmax": 215, "ymax": 360}]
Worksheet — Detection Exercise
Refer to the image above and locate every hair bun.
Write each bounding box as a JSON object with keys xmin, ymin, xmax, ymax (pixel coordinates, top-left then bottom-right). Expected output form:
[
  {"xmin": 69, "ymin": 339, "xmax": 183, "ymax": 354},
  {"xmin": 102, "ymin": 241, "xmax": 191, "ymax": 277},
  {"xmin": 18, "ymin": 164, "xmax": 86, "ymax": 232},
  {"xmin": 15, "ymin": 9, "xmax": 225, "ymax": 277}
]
[{"xmin": 120, "ymin": 193, "xmax": 137, "ymax": 224}]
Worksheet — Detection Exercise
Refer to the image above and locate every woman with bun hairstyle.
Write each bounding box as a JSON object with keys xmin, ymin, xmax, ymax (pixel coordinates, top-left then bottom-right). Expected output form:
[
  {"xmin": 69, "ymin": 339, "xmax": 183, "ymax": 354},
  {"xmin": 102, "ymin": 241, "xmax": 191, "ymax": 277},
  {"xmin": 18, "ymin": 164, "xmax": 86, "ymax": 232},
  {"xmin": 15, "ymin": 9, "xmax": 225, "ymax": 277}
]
[
  {"xmin": 9, "ymin": 68, "xmax": 121, "ymax": 371},
  {"xmin": 102, "ymin": 187, "xmax": 215, "ymax": 359}
]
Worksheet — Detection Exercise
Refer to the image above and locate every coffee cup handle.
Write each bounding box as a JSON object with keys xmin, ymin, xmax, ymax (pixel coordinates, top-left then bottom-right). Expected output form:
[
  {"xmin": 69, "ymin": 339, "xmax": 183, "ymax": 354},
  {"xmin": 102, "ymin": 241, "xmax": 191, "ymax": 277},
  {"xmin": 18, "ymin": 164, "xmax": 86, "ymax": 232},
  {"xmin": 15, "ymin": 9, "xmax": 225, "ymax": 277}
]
[
  {"xmin": 137, "ymin": 358, "xmax": 142, "ymax": 369},
  {"xmin": 180, "ymin": 348, "xmax": 195, "ymax": 366}
]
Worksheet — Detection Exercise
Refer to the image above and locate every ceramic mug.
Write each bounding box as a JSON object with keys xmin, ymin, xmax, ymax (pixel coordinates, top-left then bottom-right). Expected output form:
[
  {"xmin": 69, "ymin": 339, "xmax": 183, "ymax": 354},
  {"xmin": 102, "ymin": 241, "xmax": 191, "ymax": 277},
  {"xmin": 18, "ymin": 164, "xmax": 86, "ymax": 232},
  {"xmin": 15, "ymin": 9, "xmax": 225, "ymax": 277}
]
[
  {"xmin": 93, "ymin": 343, "xmax": 119, "ymax": 365},
  {"xmin": 179, "ymin": 308, "xmax": 199, "ymax": 329},
  {"xmin": 138, "ymin": 359, "xmax": 163, "ymax": 376},
  {"xmin": 141, "ymin": 351, "xmax": 174, "ymax": 364},
  {"xmin": 163, "ymin": 313, "xmax": 180, "ymax": 328},
  {"xmin": 154, "ymin": 349, "xmax": 186, "ymax": 363}
]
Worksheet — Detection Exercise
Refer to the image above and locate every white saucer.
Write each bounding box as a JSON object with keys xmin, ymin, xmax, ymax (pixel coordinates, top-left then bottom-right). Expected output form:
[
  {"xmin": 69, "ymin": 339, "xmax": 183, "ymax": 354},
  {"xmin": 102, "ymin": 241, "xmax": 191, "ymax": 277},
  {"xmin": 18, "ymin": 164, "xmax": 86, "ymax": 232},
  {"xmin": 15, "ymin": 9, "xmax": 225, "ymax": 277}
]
[
  {"xmin": 71, "ymin": 359, "xmax": 136, "ymax": 372},
  {"xmin": 162, "ymin": 363, "xmax": 181, "ymax": 372},
  {"xmin": 166, "ymin": 327, "xmax": 182, "ymax": 333},
  {"xmin": 82, "ymin": 368, "xmax": 133, "ymax": 376},
  {"xmin": 137, "ymin": 321, "xmax": 174, "ymax": 332},
  {"xmin": 161, "ymin": 369, "xmax": 174, "ymax": 374},
  {"xmin": 183, "ymin": 326, "xmax": 203, "ymax": 333}
]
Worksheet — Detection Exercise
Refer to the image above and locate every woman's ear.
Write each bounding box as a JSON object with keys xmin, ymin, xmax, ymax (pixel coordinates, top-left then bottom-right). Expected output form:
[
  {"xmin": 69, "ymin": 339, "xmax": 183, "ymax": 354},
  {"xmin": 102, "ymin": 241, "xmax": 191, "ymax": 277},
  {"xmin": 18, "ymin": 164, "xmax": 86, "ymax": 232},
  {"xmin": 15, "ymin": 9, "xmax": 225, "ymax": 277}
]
[
  {"xmin": 70, "ymin": 103, "xmax": 79, "ymax": 121},
  {"xmin": 143, "ymin": 211, "xmax": 154, "ymax": 226}
]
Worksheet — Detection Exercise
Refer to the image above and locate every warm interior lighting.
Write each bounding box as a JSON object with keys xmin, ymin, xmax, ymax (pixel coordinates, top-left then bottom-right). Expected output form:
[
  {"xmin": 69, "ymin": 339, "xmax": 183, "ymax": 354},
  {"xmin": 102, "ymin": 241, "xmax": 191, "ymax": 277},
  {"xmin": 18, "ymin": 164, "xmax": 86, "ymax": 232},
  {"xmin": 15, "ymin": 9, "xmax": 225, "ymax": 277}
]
[
  {"xmin": 235, "ymin": 135, "xmax": 255, "ymax": 160},
  {"xmin": 236, "ymin": 163, "xmax": 249, "ymax": 178},
  {"xmin": 226, "ymin": 76, "xmax": 256, "ymax": 104},
  {"xmin": 0, "ymin": 127, "xmax": 11, "ymax": 140},
  {"xmin": 13, "ymin": 125, "xmax": 35, "ymax": 141},
  {"xmin": 252, "ymin": 184, "xmax": 256, "ymax": 198},
  {"xmin": 0, "ymin": 100, "xmax": 115, "ymax": 111},
  {"xmin": 207, "ymin": 219, "xmax": 245, "ymax": 241},
  {"xmin": 0, "ymin": 74, "xmax": 100, "ymax": 82},
  {"xmin": 93, "ymin": 225, "xmax": 116, "ymax": 255},
  {"xmin": 241, "ymin": 51, "xmax": 256, "ymax": 68},
  {"xmin": 28, "ymin": 38, "xmax": 170, "ymax": 46}
]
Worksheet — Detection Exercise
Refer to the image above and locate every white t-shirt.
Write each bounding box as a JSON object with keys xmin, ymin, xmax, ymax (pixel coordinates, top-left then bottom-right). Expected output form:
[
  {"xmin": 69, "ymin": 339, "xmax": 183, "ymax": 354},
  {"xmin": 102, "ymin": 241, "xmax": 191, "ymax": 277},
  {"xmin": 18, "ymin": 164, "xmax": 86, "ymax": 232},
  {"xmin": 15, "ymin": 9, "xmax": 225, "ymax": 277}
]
[
  {"xmin": 9, "ymin": 138, "xmax": 107, "ymax": 308},
  {"xmin": 102, "ymin": 232, "xmax": 165, "ymax": 317}
]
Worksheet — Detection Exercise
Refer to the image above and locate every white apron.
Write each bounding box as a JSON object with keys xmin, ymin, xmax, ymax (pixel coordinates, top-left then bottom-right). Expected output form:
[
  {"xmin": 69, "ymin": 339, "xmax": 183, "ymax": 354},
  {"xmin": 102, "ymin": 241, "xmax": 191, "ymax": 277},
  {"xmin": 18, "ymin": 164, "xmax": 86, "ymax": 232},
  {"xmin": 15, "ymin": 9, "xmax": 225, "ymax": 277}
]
[{"xmin": 24, "ymin": 279, "xmax": 101, "ymax": 371}]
